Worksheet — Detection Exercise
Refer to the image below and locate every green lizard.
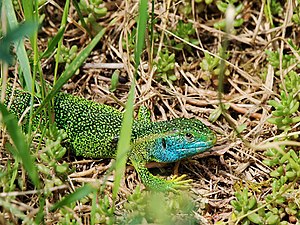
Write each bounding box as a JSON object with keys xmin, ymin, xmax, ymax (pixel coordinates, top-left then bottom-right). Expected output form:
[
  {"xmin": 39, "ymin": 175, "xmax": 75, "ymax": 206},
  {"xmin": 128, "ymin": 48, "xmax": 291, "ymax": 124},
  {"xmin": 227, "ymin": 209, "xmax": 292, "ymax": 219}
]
[{"xmin": 2, "ymin": 87, "xmax": 216, "ymax": 191}]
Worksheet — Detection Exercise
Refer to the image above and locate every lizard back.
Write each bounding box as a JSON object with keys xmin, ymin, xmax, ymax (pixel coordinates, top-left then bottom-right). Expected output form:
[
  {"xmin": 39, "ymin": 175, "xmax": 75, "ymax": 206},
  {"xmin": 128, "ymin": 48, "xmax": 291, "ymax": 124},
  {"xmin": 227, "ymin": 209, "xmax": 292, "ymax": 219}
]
[{"xmin": 54, "ymin": 92, "xmax": 123, "ymax": 158}]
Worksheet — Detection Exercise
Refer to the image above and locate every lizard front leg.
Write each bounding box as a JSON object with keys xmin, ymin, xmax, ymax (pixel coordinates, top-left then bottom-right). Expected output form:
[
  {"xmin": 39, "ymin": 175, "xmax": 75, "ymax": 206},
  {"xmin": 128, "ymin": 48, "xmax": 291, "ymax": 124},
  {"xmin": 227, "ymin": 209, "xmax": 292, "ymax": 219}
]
[{"xmin": 129, "ymin": 155, "xmax": 191, "ymax": 192}]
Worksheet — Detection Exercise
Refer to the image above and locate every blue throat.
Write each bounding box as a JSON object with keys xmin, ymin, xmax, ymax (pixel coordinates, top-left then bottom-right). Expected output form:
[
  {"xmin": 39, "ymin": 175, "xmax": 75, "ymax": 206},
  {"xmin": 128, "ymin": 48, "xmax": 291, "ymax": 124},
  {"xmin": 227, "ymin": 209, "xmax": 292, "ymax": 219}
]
[{"xmin": 150, "ymin": 136, "xmax": 215, "ymax": 163}]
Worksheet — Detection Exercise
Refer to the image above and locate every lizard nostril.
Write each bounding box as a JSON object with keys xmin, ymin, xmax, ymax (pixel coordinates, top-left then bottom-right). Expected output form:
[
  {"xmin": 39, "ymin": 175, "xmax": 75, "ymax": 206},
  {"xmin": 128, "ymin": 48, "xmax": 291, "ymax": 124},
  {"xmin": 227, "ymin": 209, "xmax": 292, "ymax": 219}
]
[{"xmin": 161, "ymin": 138, "xmax": 167, "ymax": 149}]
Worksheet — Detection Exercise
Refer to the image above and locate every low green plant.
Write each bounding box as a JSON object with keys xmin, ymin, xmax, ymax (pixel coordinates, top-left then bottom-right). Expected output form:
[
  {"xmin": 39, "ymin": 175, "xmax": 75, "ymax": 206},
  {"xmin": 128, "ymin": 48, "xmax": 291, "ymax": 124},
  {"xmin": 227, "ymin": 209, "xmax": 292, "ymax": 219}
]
[
  {"xmin": 266, "ymin": 0, "xmax": 282, "ymax": 16},
  {"xmin": 267, "ymin": 91, "xmax": 300, "ymax": 132},
  {"xmin": 265, "ymin": 50, "xmax": 300, "ymax": 76},
  {"xmin": 57, "ymin": 201, "xmax": 79, "ymax": 225},
  {"xmin": 121, "ymin": 186, "xmax": 196, "ymax": 224},
  {"xmin": 37, "ymin": 124, "xmax": 68, "ymax": 191},
  {"xmin": 230, "ymin": 188, "xmax": 264, "ymax": 224},
  {"xmin": 231, "ymin": 146, "xmax": 300, "ymax": 224},
  {"xmin": 281, "ymin": 71, "xmax": 300, "ymax": 99},
  {"xmin": 264, "ymin": 0, "xmax": 283, "ymax": 27},
  {"xmin": 92, "ymin": 195, "xmax": 115, "ymax": 225},
  {"xmin": 122, "ymin": 28, "xmax": 137, "ymax": 52},
  {"xmin": 233, "ymin": 60, "xmax": 300, "ymax": 223},
  {"xmin": 172, "ymin": 20, "xmax": 198, "ymax": 51},
  {"xmin": 266, "ymin": 47, "xmax": 300, "ymax": 132},
  {"xmin": 58, "ymin": 45, "xmax": 78, "ymax": 65},
  {"xmin": 12, "ymin": 0, "xmax": 46, "ymax": 13},
  {"xmin": 178, "ymin": 1, "xmax": 193, "ymax": 16},
  {"xmin": 292, "ymin": 6, "xmax": 300, "ymax": 25},
  {"xmin": 178, "ymin": 0, "xmax": 215, "ymax": 18},
  {"xmin": 154, "ymin": 49, "xmax": 176, "ymax": 83},
  {"xmin": 264, "ymin": 146, "xmax": 300, "ymax": 223},
  {"xmin": 77, "ymin": 0, "xmax": 107, "ymax": 34},
  {"xmin": 200, "ymin": 47, "xmax": 230, "ymax": 81},
  {"xmin": 209, "ymin": 103, "xmax": 230, "ymax": 123},
  {"xmin": 0, "ymin": 159, "xmax": 18, "ymax": 193},
  {"xmin": 263, "ymin": 147, "xmax": 300, "ymax": 179},
  {"xmin": 55, "ymin": 44, "xmax": 79, "ymax": 74}
]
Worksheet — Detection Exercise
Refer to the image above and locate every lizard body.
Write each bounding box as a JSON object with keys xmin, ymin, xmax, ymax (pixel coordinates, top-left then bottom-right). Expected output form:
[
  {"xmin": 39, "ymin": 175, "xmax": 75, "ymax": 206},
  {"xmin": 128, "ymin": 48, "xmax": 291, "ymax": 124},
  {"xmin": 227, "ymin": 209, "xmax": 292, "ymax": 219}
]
[{"xmin": 2, "ymin": 87, "xmax": 216, "ymax": 191}]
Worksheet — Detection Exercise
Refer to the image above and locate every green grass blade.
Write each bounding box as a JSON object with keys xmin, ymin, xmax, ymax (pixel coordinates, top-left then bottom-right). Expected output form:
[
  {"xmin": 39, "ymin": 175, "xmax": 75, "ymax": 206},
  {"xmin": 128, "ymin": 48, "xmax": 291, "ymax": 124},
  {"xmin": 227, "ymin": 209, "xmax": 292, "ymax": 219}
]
[
  {"xmin": 34, "ymin": 198, "xmax": 45, "ymax": 224},
  {"xmin": 113, "ymin": 84, "xmax": 135, "ymax": 200},
  {"xmin": 27, "ymin": 0, "xmax": 39, "ymax": 139},
  {"xmin": 113, "ymin": 0, "xmax": 148, "ymax": 200},
  {"xmin": 53, "ymin": 0, "xmax": 70, "ymax": 85},
  {"xmin": 90, "ymin": 190, "xmax": 97, "ymax": 225},
  {"xmin": 134, "ymin": 0, "xmax": 148, "ymax": 70},
  {"xmin": 50, "ymin": 184, "xmax": 96, "ymax": 212},
  {"xmin": 21, "ymin": 0, "xmax": 33, "ymax": 23},
  {"xmin": 34, "ymin": 27, "xmax": 107, "ymax": 116},
  {"xmin": 40, "ymin": 25, "xmax": 66, "ymax": 59},
  {"xmin": 3, "ymin": 0, "xmax": 34, "ymax": 91},
  {"xmin": 0, "ymin": 103, "xmax": 40, "ymax": 188},
  {"xmin": 9, "ymin": 159, "xmax": 20, "ymax": 191}
]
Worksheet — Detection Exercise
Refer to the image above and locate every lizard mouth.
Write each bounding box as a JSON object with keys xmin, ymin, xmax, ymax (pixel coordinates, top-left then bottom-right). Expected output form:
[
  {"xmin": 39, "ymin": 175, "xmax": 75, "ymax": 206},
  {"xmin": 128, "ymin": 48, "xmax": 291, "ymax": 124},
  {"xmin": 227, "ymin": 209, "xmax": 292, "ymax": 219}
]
[{"xmin": 180, "ymin": 138, "xmax": 217, "ymax": 151}]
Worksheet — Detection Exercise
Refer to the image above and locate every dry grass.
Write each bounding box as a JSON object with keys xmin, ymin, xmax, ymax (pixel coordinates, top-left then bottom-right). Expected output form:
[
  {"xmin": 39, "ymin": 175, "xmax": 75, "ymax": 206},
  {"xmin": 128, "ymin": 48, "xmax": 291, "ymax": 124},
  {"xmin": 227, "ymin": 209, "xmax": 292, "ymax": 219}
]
[{"xmin": 1, "ymin": 0, "xmax": 300, "ymax": 224}]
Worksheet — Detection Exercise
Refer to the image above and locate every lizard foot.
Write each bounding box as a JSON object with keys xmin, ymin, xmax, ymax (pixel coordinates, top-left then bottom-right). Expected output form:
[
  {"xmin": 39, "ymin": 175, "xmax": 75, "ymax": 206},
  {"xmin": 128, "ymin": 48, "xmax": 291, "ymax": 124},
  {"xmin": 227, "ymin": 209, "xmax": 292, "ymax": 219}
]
[{"xmin": 166, "ymin": 174, "xmax": 192, "ymax": 192}]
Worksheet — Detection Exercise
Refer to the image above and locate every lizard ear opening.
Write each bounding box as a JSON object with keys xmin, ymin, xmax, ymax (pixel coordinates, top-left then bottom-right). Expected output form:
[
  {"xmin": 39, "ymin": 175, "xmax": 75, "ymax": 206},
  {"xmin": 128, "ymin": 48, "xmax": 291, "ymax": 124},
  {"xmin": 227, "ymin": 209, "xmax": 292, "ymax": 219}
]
[{"xmin": 161, "ymin": 138, "xmax": 167, "ymax": 150}]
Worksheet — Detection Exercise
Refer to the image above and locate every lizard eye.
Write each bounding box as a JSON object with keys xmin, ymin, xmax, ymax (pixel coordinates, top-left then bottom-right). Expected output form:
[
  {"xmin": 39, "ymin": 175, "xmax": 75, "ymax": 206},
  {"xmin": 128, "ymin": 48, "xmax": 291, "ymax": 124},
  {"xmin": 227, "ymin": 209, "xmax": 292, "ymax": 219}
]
[
  {"xmin": 161, "ymin": 138, "xmax": 167, "ymax": 149},
  {"xmin": 185, "ymin": 133, "xmax": 194, "ymax": 141}
]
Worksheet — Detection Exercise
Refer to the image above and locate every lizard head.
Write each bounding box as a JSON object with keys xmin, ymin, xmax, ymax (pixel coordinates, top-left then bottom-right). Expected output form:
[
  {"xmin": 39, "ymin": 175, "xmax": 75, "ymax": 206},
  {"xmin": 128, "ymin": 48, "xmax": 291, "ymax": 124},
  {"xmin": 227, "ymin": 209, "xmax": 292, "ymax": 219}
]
[{"xmin": 136, "ymin": 118, "xmax": 217, "ymax": 163}]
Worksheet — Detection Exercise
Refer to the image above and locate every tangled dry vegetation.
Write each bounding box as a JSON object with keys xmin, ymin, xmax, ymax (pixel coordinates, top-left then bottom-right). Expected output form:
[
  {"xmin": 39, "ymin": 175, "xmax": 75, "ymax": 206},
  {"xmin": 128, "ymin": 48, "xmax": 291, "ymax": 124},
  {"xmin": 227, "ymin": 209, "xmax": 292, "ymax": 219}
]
[{"xmin": 1, "ymin": 0, "xmax": 300, "ymax": 224}]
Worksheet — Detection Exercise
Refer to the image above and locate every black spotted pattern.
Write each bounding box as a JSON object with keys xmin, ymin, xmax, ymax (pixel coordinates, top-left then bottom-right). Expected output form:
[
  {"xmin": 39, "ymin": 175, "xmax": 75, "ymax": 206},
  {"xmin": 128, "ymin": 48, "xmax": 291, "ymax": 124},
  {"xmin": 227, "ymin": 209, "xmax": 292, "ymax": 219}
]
[{"xmin": 54, "ymin": 92, "xmax": 123, "ymax": 158}]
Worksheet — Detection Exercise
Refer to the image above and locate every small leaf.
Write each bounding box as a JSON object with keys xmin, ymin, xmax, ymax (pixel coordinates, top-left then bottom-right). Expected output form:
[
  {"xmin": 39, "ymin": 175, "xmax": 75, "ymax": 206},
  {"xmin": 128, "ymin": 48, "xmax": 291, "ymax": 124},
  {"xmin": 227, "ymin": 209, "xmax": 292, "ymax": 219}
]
[
  {"xmin": 289, "ymin": 101, "xmax": 299, "ymax": 114},
  {"xmin": 55, "ymin": 164, "xmax": 68, "ymax": 174},
  {"xmin": 279, "ymin": 153, "xmax": 290, "ymax": 164},
  {"xmin": 262, "ymin": 159, "xmax": 273, "ymax": 167},
  {"xmin": 267, "ymin": 117, "xmax": 280, "ymax": 124},
  {"xmin": 55, "ymin": 147, "xmax": 67, "ymax": 160},
  {"xmin": 265, "ymin": 213, "xmax": 279, "ymax": 225},
  {"xmin": 268, "ymin": 100, "xmax": 281, "ymax": 108},
  {"xmin": 247, "ymin": 212, "xmax": 263, "ymax": 224},
  {"xmin": 286, "ymin": 171, "xmax": 296, "ymax": 179},
  {"xmin": 236, "ymin": 124, "xmax": 246, "ymax": 133},
  {"xmin": 216, "ymin": 1, "xmax": 228, "ymax": 13},
  {"xmin": 109, "ymin": 70, "xmax": 120, "ymax": 92},
  {"xmin": 270, "ymin": 170, "xmax": 280, "ymax": 177},
  {"xmin": 94, "ymin": 7, "xmax": 107, "ymax": 16},
  {"xmin": 291, "ymin": 116, "xmax": 300, "ymax": 123},
  {"xmin": 209, "ymin": 106, "xmax": 222, "ymax": 122},
  {"xmin": 233, "ymin": 18, "xmax": 244, "ymax": 27},
  {"xmin": 231, "ymin": 200, "xmax": 242, "ymax": 211},
  {"xmin": 272, "ymin": 111, "xmax": 283, "ymax": 117},
  {"xmin": 248, "ymin": 196, "xmax": 257, "ymax": 210}
]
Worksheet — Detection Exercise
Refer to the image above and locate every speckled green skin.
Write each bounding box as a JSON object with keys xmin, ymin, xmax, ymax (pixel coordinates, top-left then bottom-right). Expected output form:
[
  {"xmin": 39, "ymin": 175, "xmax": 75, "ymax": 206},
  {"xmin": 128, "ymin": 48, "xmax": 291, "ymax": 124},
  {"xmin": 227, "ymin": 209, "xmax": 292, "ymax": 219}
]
[
  {"xmin": 3, "ymin": 88, "xmax": 216, "ymax": 191},
  {"xmin": 54, "ymin": 92, "xmax": 123, "ymax": 158}
]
